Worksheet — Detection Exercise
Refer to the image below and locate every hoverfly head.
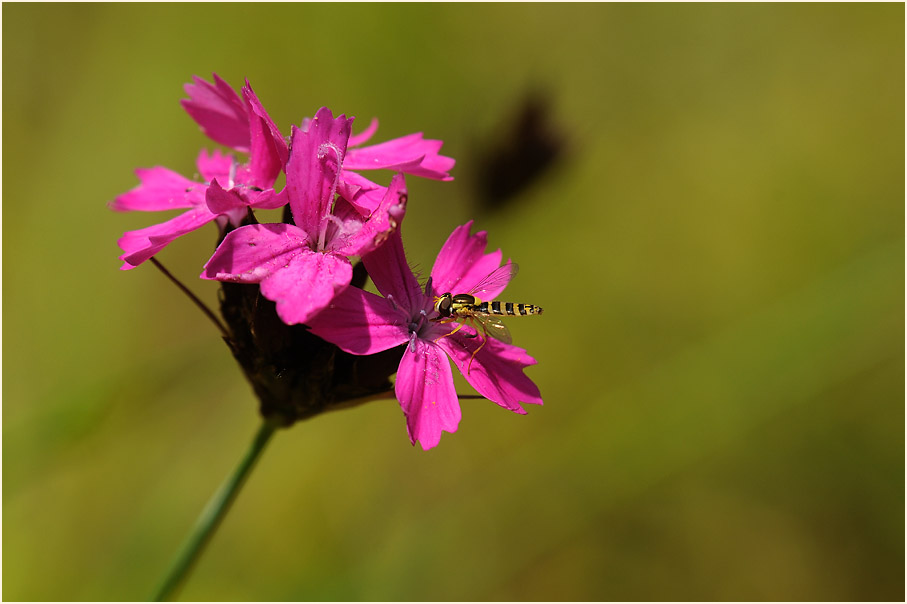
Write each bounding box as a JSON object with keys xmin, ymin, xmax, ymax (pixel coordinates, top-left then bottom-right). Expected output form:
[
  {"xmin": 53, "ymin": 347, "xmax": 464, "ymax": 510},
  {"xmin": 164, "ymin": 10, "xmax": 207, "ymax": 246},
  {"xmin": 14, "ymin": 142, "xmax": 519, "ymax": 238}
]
[{"xmin": 433, "ymin": 293, "xmax": 453, "ymax": 318}]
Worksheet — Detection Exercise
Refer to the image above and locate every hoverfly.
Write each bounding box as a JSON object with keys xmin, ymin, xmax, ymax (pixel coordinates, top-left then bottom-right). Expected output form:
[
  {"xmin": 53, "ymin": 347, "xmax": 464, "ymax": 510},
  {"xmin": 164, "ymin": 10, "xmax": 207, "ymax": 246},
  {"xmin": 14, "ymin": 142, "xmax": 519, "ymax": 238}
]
[{"xmin": 432, "ymin": 263, "xmax": 543, "ymax": 373}]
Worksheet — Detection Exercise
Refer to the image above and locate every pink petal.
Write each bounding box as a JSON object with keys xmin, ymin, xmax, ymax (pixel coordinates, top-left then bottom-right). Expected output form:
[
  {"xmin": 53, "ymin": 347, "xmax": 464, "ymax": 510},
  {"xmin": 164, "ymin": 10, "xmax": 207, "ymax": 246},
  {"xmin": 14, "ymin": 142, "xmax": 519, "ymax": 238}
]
[
  {"xmin": 201, "ymin": 223, "xmax": 310, "ymax": 283},
  {"xmin": 347, "ymin": 117, "xmax": 379, "ymax": 148},
  {"xmin": 395, "ymin": 339, "xmax": 461, "ymax": 450},
  {"xmin": 306, "ymin": 286, "xmax": 410, "ymax": 354},
  {"xmin": 438, "ymin": 334, "xmax": 542, "ymax": 413},
  {"xmin": 362, "ymin": 225, "xmax": 425, "ymax": 315},
  {"xmin": 259, "ymin": 249, "xmax": 353, "ymax": 325},
  {"xmin": 118, "ymin": 206, "xmax": 217, "ymax": 269},
  {"xmin": 247, "ymin": 187, "xmax": 288, "ymax": 210},
  {"xmin": 205, "ymin": 179, "xmax": 288, "ymax": 222},
  {"xmin": 110, "ymin": 166, "xmax": 204, "ymax": 212},
  {"xmin": 338, "ymin": 170, "xmax": 387, "ymax": 215},
  {"xmin": 332, "ymin": 173, "xmax": 407, "ymax": 257},
  {"xmin": 196, "ymin": 149, "xmax": 234, "ymax": 184},
  {"xmin": 243, "ymin": 80, "xmax": 288, "ymax": 189},
  {"xmin": 205, "ymin": 179, "xmax": 246, "ymax": 215},
  {"xmin": 286, "ymin": 108, "xmax": 353, "ymax": 236},
  {"xmin": 180, "ymin": 74, "xmax": 249, "ymax": 151},
  {"xmin": 344, "ymin": 132, "xmax": 455, "ymax": 180},
  {"xmin": 430, "ymin": 221, "xmax": 506, "ymax": 299}
]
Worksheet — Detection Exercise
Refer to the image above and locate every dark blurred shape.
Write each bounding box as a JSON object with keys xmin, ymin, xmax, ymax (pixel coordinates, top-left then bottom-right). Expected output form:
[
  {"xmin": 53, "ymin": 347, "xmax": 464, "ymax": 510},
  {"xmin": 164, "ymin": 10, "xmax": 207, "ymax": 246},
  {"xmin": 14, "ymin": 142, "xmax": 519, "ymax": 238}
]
[{"xmin": 474, "ymin": 91, "xmax": 566, "ymax": 210}]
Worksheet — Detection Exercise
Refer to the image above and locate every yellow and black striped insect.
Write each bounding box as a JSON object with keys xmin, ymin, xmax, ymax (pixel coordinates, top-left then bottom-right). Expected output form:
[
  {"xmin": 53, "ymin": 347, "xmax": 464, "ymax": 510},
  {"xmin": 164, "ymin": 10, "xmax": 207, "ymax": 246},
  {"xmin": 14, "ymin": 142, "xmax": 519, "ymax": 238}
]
[{"xmin": 433, "ymin": 263, "xmax": 543, "ymax": 372}]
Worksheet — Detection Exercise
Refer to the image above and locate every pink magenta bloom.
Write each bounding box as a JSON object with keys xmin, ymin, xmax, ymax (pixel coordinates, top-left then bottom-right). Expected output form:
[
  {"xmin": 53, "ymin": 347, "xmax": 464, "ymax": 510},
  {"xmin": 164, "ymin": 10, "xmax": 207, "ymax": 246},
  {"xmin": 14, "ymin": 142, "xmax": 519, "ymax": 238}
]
[
  {"xmin": 201, "ymin": 108, "xmax": 408, "ymax": 326},
  {"xmin": 307, "ymin": 221, "xmax": 543, "ymax": 450},
  {"xmin": 111, "ymin": 75, "xmax": 288, "ymax": 269}
]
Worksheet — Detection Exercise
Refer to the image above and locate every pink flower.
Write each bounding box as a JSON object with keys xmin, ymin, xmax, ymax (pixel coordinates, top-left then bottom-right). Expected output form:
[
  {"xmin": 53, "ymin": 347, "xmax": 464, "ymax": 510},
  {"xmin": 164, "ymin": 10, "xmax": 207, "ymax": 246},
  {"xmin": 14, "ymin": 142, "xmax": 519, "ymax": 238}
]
[
  {"xmin": 111, "ymin": 75, "xmax": 288, "ymax": 269},
  {"xmin": 201, "ymin": 108, "xmax": 408, "ymax": 326},
  {"xmin": 307, "ymin": 221, "xmax": 543, "ymax": 450}
]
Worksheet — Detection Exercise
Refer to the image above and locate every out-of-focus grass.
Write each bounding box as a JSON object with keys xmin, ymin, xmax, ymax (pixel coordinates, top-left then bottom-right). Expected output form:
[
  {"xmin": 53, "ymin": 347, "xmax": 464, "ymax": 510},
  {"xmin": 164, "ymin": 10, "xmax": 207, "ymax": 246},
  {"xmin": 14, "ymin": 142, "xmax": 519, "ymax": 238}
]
[{"xmin": 3, "ymin": 3, "xmax": 903, "ymax": 601}]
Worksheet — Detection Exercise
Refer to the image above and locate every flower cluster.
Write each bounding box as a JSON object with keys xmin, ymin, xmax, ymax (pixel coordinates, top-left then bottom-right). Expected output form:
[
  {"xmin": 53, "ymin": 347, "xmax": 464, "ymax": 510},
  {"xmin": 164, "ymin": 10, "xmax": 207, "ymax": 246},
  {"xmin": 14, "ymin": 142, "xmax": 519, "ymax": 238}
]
[{"xmin": 112, "ymin": 74, "xmax": 542, "ymax": 449}]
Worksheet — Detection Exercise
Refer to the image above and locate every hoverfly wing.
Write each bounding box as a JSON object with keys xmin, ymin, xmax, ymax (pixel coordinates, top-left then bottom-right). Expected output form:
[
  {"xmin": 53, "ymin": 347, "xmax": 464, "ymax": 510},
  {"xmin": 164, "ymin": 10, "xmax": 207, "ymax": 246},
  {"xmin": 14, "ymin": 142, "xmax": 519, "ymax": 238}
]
[
  {"xmin": 475, "ymin": 315, "xmax": 513, "ymax": 345},
  {"xmin": 467, "ymin": 262, "xmax": 519, "ymax": 299}
]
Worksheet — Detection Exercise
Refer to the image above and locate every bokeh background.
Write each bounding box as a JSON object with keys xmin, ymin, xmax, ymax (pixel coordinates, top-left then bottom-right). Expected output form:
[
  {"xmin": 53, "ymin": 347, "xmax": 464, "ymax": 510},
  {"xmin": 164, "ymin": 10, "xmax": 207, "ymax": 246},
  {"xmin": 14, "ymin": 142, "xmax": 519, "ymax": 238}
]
[{"xmin": 3, "ymin": 4, "xmax": 904, "ymax": 601}]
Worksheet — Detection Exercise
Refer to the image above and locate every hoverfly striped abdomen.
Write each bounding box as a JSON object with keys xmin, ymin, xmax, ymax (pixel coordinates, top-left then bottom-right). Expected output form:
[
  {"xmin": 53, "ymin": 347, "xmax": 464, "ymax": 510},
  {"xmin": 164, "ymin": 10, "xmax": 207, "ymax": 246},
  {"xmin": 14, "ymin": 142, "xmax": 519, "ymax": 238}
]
[{"xmin": 475, "ymin": 301, "xmax": 544, "ymax": 316}]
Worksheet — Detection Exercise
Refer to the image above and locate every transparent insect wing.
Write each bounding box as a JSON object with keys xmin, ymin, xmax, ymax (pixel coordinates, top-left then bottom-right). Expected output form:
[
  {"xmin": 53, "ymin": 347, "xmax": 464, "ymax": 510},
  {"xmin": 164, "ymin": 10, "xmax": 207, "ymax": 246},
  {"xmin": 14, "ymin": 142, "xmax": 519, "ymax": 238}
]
[
  {"xmin": 467, "ymin": 262, "xmax": 519, "ymax": 298},
  {"xmin": 474, "ymin": 315, "xmax": 513, "ymax": 345}
]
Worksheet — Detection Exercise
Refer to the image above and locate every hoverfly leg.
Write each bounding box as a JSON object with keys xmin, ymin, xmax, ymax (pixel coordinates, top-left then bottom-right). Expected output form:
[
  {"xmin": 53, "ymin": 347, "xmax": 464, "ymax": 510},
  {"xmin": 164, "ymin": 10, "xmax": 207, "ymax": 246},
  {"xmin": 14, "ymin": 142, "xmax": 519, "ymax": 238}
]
[
  {"xmin": 434, "ymin": 320, "xmax": 465, "ymax": 343},
  {"xmin": 466, "ymin": 332, "xmax": 487, "ymax": 376}
]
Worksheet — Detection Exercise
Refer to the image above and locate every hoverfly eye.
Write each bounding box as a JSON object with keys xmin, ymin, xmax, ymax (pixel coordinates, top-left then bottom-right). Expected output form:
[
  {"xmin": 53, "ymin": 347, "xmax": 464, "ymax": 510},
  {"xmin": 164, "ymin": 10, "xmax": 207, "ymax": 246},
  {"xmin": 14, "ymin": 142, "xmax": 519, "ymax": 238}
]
[{"xmin": 435, "ymin": 294, "xmax": 453, "ymax": 317}]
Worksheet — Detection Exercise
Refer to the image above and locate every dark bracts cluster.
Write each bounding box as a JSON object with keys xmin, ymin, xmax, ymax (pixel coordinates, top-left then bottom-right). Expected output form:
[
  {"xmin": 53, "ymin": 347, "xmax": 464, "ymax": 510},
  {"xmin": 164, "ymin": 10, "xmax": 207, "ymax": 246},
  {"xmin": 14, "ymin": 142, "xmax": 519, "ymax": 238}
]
[
  {"xmin": 219, "ymin": 278, "xmax": 403, "ymax": 425},
  {"xmin": 218, "ymin": 259, "xmax": 403, "ymax": 426}
]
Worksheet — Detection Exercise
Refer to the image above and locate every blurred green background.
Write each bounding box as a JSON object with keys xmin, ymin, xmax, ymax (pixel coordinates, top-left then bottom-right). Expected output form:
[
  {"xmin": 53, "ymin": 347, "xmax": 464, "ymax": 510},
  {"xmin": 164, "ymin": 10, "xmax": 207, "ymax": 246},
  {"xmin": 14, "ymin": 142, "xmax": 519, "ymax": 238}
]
[{"xmin": 3, "ymin": 3, "xmax": 904, "ymax": 601}]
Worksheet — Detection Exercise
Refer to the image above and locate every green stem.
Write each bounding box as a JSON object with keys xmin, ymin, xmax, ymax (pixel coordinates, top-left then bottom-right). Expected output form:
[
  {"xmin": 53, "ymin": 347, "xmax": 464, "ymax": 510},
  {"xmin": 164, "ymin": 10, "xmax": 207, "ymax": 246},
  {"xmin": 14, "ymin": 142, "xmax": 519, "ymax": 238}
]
[
  {"xmin": 149, "ymin": 257, "xmax": 231, "ymax": 341},
  {"xmin": 152, "ymin": 419, "xmax": 279, "ymax": 601}
]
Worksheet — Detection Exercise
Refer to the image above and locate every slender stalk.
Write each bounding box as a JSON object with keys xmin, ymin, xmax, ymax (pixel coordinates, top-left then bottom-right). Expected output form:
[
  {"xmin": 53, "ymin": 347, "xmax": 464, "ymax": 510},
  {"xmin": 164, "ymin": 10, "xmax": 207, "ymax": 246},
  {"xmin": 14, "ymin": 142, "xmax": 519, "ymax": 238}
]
[
  {"xmin": 149, "ymin": 257, "xmax": 231, "ymax": 340},
  {"xmin": 152, "ymin": 419, "xmax": 279, "ymax": 601}
]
